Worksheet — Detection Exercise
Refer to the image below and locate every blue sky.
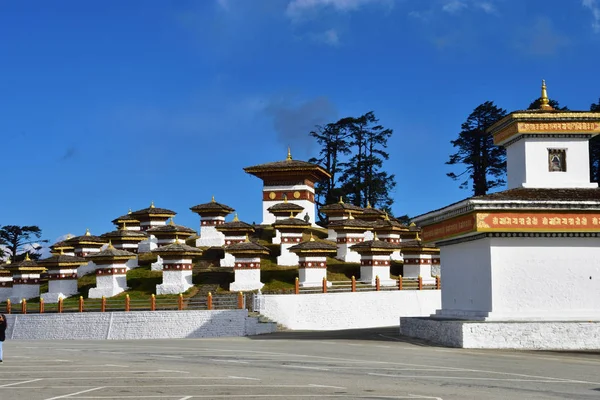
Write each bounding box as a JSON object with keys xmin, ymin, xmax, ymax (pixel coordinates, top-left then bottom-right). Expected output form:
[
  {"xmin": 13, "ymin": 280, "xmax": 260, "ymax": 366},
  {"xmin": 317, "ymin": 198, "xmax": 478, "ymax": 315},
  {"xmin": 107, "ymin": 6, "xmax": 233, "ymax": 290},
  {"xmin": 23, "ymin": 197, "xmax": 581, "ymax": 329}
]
[{"xmin": 1, "ymin": 0, "xmax": 600, "ymax": 251}]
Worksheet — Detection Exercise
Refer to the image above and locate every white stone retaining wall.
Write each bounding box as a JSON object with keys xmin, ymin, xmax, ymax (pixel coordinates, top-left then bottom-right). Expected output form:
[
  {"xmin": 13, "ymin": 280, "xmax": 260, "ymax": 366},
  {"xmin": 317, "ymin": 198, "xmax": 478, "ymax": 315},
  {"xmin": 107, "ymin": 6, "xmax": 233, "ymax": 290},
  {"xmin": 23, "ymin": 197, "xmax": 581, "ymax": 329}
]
[
  {"xmin": 3, "ymin": 310, "xmax": 277, "ymax": 340},
  {"xmin": 399, "ymin": 317, "xmax": 600, "ymax": 350},
  {"xmin": 255, "ymin": 290, "xmax": 441, "ymax": 330}
]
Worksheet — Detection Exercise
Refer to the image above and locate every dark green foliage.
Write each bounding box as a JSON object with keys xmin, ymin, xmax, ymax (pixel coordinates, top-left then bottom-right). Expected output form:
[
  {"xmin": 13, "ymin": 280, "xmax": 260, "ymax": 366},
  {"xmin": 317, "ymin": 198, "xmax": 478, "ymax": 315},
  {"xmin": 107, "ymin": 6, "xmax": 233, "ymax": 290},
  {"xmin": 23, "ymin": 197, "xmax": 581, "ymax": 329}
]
[
  {"xmin": 0, "ymin": 225, "xmax": 47, "ymax": 261},
  {"xmin": 447, "ymin": 101, "xmax": 508, "ymax": 196},
  {"xmin": 309, "ymin": 111, "xmax": 397, "ymax": 222},
  {"xmin": 527, "ymin": 98, "xmax": 569, "ymax": 111}
]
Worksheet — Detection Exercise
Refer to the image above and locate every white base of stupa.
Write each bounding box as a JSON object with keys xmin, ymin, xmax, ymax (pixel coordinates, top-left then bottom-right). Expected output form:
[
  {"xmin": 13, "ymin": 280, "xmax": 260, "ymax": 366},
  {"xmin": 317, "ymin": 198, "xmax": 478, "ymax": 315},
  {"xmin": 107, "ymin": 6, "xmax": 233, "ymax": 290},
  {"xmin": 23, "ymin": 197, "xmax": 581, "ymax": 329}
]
[
  {"xmin": 10, "ymin": 285, "xmax": 40, "ymax": 302},
  {"xmin": 88, "ymin": 275, "xmax": 128, "ymax": 299},
  {"xmin": 400, "ymin": 317, "xmax": 600, "ymax": 350},
  {"xmin": 156, "ymin": 271, "xmax": 193, "ymax": 295},
  {"xmin": 138, "ymin": 237, "xmax": 158, "ymax": 253},
  {"xmin": 0, "ymin": 288, "xmax": 12, "ymax": 303},
  {"xmin": 43, "ymin": 280, "xmax": 79, "ymax": 303},
  {"xmin": 277, "ymin": 251, "xmax": 299, "ymax": 266},
  {"xmin": 78, "ymin": 261, "xmax": 97, "ymax": 277},
  {"xmin": 298, "ymin": 268, "xmax": 329, "ymax": 288},
  {"xmin": 336, "ymin": 247, "xmax": 361, "ymax": 263},
  {"xmin": 230, "ymin": 269, "xmax": 263, "ymax": 292},
  {"xmin": 151, "ymin": 255, "xmax": 163, "ymax": 271},
  {"xmin": 220, "ymin": 253, "xmax": 235, "ymax": 267},
  {"xmin": 41, "ymin": 292, "xmax": 69, "ymax": 303},
  {"xmin": 404, "ymin": 265, "xmax": 435, "ymax": 284},
  {"xmin": 272, "ymin": 230, "xmax": 281, "ymax": 244},
  {"xmin": 360, "ymin": 266, "xmax": 396, "ymax": 286},
  {"xmin": 390, "ymin": 250, "xmax": 403, "ymax": 262},
  {"xmin": 125, "ymin": 258, "xmax": 139, "ymax": 270}
]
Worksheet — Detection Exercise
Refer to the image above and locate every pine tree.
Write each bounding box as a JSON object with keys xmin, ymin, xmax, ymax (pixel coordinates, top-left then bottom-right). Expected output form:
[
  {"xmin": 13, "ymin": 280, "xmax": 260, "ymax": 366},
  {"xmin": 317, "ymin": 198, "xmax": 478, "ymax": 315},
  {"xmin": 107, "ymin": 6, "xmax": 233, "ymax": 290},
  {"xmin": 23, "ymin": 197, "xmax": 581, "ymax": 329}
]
[
  {"xmin": 590, "ymin": 98, "xmax": 600, "ymax": 184},
  {"xmin": 446, "ymin": 101, "xmax": 508, "ymax": 196}
]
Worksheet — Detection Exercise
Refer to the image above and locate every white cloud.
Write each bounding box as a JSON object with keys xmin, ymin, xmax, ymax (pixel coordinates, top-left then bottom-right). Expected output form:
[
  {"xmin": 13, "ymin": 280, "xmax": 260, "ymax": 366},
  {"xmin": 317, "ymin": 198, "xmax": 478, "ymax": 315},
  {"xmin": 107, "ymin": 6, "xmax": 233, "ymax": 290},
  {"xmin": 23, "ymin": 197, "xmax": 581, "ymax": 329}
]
[
  {"xmin": 583, "ymin": 0, "xmax": 600, "ymax": 33},
  {"xmin": 313, "ymin": 28, "xmax": 340, "ymax": 45},
  {"xmin": 442, "ymin": 0, "xmax": 468, "ymax": 14},
  {"xmin": 286, "ymin": 0, "xmax": 389, "ymax": 19},
  {"xmin": 476, "ymin": 1, "xmax": 497, "ymax": 14}
]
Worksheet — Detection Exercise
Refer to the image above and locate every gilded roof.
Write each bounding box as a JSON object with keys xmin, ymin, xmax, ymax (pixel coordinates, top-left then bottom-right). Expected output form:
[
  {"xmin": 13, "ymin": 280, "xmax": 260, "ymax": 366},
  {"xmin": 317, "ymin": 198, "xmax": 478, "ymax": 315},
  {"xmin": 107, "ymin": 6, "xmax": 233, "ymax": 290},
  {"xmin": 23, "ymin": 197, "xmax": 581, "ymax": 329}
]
[
  {"xmin": 111, "ymin": 211, "xmax": 140, "ymax": 225},
  {"xmin": 101, "ymin": 229, "xmax": 148, "ymax": 240},
  {"xmin": 225, "ymin": 240, "xmax": 270, "ymax": 256},
  {"xmin": 146, "ymin": 223, "xmax": 196, "ymax": 235},
  {"xmin": 50, "ymin": 240, "xmax": 75, "ymax": 251},
  {"xmin": 272, "ymin": 217, "xmax": 311, "ymax": 229},
  {"xmin": 319, "ymin": 200, "xmax": 364, "ymax": 214},
  {"xmin": 267, "ymin": 202, "xmax": 305, "ymax": 213},
  {"xmin": 215, "ymin": 219, "xmax": 255, "ymax": 233},
  {"xmin": 66, "ymin": 230, "xmax": 107, "ymax": 245},
  {"xmin": 373, "ymin": 218, "xmax": 408, "ymax": 231},
  {"xmin": 244, "ymin": 151, "xmax": 331, "ymax": 181},
  {"xmin": 400, "ymin": 239, "xmax": 440, "ymax": 253},
  {"xmin": 38, "ymin": 253, "xmax": 88, "ymax": 267},
  {"xmin": 131, "ymin": 202, "xmax": 176, "ymax": 218},
  {"xmin": 328, "ymin": 217, "xmax": 373, "ymax": 230},
  {"xmin": 85, "ymin": 245, "xmax": 136, "ymax": 261},
  {"xmin": 190, "ymin": 197, "xmax": 235, "ymax": 215},
  {"xmin": 152, "ymin": 241, "xmax": 203, "ymax": 256},
  {"xmin": 350, "ymin": 238, "xmax": 400, "ymax": 252},
  {"xmin": 288, "ymin": 239, "xmax": 337, "ymax": 253},
  {"xmin": 6, "ymin": 255, "xmax": 45, "ymax": 272}
]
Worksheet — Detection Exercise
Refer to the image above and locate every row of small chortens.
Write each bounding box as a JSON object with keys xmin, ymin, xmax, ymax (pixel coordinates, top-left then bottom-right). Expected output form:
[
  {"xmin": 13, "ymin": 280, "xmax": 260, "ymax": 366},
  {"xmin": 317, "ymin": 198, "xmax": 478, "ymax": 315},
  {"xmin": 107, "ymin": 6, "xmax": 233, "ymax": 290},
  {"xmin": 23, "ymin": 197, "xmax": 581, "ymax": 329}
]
[{"xmin": 0, "ymin": 152, "xmax": 440, "ymax": 301}]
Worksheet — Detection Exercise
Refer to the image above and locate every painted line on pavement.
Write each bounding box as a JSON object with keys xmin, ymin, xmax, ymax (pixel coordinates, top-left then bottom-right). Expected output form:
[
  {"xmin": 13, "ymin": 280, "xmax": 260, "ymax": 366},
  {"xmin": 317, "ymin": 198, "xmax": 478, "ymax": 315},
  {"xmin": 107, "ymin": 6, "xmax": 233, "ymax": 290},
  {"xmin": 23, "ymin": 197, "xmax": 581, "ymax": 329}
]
[
  {"xmin": 0, "ymin": 379, "xmax": 42, "ymax": 388},
  {"xmin": 43, "ymin": 386, "xmax": 105, "ymax": 400}
]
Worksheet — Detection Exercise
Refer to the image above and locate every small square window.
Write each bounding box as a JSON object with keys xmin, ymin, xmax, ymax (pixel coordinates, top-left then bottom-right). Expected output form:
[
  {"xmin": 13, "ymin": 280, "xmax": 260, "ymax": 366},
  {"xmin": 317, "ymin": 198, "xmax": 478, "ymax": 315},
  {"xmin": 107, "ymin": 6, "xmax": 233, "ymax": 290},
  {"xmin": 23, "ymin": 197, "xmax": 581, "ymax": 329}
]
[{"xmin": 548, "ymin": 149, "xmax": 567, "ymax": 172}]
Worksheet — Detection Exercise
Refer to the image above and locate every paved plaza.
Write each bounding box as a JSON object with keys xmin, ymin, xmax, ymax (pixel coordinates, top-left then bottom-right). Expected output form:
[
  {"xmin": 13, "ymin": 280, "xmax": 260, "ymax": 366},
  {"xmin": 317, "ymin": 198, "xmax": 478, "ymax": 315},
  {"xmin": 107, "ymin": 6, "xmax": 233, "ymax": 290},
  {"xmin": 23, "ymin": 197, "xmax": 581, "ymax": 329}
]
[{"xmin": 0, "ymin": 327, "xmax": 599, "ymax": 399}]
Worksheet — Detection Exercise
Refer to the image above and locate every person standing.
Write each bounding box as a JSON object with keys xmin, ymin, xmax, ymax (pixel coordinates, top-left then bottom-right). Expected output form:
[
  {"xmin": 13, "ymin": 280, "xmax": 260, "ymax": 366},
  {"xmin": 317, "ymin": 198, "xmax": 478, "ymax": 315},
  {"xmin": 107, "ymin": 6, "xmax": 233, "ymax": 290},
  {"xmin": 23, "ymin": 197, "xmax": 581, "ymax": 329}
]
[{"xmin": 0, "ymin": 314, "xmax": 6, "ymax": 362}]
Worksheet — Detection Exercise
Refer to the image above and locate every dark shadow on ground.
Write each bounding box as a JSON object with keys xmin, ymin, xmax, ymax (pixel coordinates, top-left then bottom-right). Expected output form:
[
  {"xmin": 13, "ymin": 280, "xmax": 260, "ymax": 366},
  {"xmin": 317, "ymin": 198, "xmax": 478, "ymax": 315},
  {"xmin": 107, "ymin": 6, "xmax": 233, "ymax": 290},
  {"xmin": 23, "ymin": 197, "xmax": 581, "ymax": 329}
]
[{"xmin": 247, "ymin": 326, "xmax": 449, "ymax": 348}]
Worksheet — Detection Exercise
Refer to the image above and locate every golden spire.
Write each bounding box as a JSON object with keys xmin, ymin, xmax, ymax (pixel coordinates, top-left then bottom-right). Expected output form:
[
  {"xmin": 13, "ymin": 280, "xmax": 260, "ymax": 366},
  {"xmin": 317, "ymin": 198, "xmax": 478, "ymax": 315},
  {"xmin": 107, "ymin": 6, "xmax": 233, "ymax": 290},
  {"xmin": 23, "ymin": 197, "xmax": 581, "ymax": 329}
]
[
  {"xmin": 174, "ymin": 234, "xmax": 180, "ymax": 244},
  {"xmin": 25, "ymin": 252, "xmax": 30, "ymax": 261},
  {"xmin": 415, "ymin": 231, "xmax": 421, "ymax": 242},
  {"xmin": 66, "ymin": 233, "xmax": 73, "ymax": 239},
  {"xmin": 289, "ymin": 211, "xmax": 295, "ymax": 218},
  {"xmin": 169, "ymin": 217, "xmax": 175, "ymax": 226},
  {"xmin": 283, "ymin": 195, "xmax": 288, "ymax": 203},
  {"xmin": 409, "ymin": 222, "xmax": 416, "ymax": 227},
  {"xmin": 244, "ymin": 233, "xmax": 250, "ymax": 243},
  {"xmin": 366, "ymin": 201, "xmax": 372, "ymax": 209},
  {"xmin": 540, "ymin": 79, "xmax": 554, "ymax": 110},
  {"xmin": 384, "ymin": 211, "xmax": 390, "ymax": 221},
  {"xmin": 120, "ymin": 222, "xmax": 127, "ymax": 231},
  {"xmin": 339, "ymin": 196, "xmax": 344, "ymax": 204},
  {"xmin": 286, "ymin": 147, "xmax": 292, "ymax": 161},
  {"xmin": 309, "ymin": 232, "xmax": 315, "ymax": 241},
  {"xmin": 348, "ymin": 211, "xmax": 354, "ymax": 220},
  {"xmin": 108, "ymin": 240, "xmax": 114, "ymax": 249},
  {"xmin": 211, "ymin": 195, "xmax": 215, "ymax": 203},
  {"xmin": 233, "ymin": 213, "xmax": 239, "ymax": 222},
  {"xmin": 5, "ymin": 259, "xmax": 10, "ymax": 265},
  {"xmin": 150, "ymin": 201, "xmax": 155, "ymax": 209},
  {"xmin": 59, "ymin": 248, "xmax": 64, "ymax": 255},
  {"xmin": 128, "ymin": 208, "xmax": 132, "ymax": 214},
  {"xmin": 85, "ymin": 228, "xmax": 91, "ymax": 236}
]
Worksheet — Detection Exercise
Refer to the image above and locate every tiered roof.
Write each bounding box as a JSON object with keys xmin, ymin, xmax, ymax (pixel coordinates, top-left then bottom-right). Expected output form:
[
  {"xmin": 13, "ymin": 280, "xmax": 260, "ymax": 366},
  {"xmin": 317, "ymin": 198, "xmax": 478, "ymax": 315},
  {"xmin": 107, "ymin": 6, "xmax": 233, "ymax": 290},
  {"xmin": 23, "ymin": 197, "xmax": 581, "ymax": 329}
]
[
  {"xmin": 350, "ymin": 234, "xmax": 400, "ymax": 254},
  {"xmin": 190, "ymin": 196, "xmax": 235, "ymax": 216},
  {"xmin": 65, "ymin": 229, "xmax": 107, "ymax": 246},
  {"xmin": 319, "ymin": 197, "xmax": 364, "ymax": 216},
  {"xmin": 6, "ymin": 253, "xmax": 46, "ymax": 273},
  {"xmin": 244, "ymin": 149, "xmax": 331, "ymax": 181},
  {"xmin": 152, "ymin": 239, "xmax": 203, "ymax": 257},
  {"xmin": 131, "ymin": 202, "xmax": 176, "ymax": 219},
  {"xmin": 38, "ymin": 252, "xmax": 88, "ymax": 268},
  {"xmin": 225, "ymin": 237, "xmax": 270, "ymax": 257},
  {"xmin": 101, "ymin": 226, "xmax": 148, "ymax": 242},
  {"xmin": 111, "ymin": 209, "xmax": 140, "ymax": 226},
  {"xmin": 215, "ymin": 214, "xmax": 255, "ymax": 234},
  {"xmin": 147, "ymin": 219, "xmax": 196, "ymax": 237},
  {"xmin": 85, "ymin": 243, "xmax": 136, "ymax": 263},
  {"xmin": 272, "ymin": 215, "xmax": 311, "ymax": 230},
  {"xmin": 328, "ymin": 212, "xmax": 373, "ymax": 231},
  {"xmin": 289, "ymin": 234, "xmax": 337, "ymax": 254}
]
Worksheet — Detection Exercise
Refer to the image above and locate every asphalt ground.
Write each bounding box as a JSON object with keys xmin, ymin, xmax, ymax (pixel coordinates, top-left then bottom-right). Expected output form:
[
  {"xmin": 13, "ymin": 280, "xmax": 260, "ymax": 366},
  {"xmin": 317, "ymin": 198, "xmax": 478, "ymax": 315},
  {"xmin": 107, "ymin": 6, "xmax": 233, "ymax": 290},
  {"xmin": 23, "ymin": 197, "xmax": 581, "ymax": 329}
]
[{"xmin": 1, "ymin": 327, "xmax": 599, "ymax": 399}]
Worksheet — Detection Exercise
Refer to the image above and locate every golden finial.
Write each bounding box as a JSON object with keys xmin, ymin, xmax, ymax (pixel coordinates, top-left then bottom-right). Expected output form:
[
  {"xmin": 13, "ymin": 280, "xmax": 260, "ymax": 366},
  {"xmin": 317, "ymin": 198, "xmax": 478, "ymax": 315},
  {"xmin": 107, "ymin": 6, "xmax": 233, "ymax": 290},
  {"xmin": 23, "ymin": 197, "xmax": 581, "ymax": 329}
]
[
  {"xmin": 286, "ymin": 147, "xmax": 292, "ymax": 161},
  {"xmin": 409, "ymin": 222, "xmax": 416, "ymax": 227},
  {"xmin": 59, "ymin": 248, "xmax": 64, "ymax": 255},
  {"xmin": 108, "ymin": 240, "xmax": 114, "ymax": 249},
  {"xmin": 174, "ymin": 234, "xmax": 180, "ymax": 244},
  {"xmin": 233, "ymin": 213, "xmax": 239, "ymax": 222},
  {"xmin": 66, "ymin": 233, "xmax": 73, "ymax": 239},
  {"xmin": 373, "ymin": 232, "xmax": 379, "ymax": 241},
  {"xmin": 211, "ymin": 195, "xmax": 215, "ymax": 203},
  {"xmin": 5, "ymin": 259, "xmax": 11, "ymax": 265},
  {"xmin": 339, "ymin": 196, "xmax": 344, "ymax": 204},
  {"xmin": 289, "ymin": 211, "xmax": 295, "ymax": 218},
  {"xmin": 309, "ymin": 232, "xmax": 315, "ymax": 241},
  {"xmin": 85, "ymin": 228, "xmax": 91, "ymax": 236},
  {"xmin": 348, "ymin": 211, "xmax": 354, "ymax": 220},
  {"xmin": 384, "ymin": 211, "xmax": 390, "ymax": 221},
  {"xmin": 169, "ymin": 218, "xmax": 175, "ymax": 226},
  {"xmin": 120, "ymin": 222, "xmax": 127, "ymax": 231},
  {"xmin": 25, "ymin": 252, "xmax": 30, "ymax": 261},
  {"xmin": 283, "ymin": 195, "xmax": 288, "ymax": 203},
  {"xmin": 540, "ymin": 79, "xmax": 554, "ymax": 110},
  {"xmin": 366, "ymin": 201, "xmax": 372, "ymax": 209},
  {"xmin": 415, "ymin": 232, "xmax": 421, "ymax": 242},
  {"xmin": 150, "ymin": 201, "xmax": 155, "ymax": 208},
  {"xmin": 128, "ymin": 208, "xmax": 132, "ymax": 214},
  {"xmin": 244, "ymin": 233, "xmax": 250, "ymax": 243}
]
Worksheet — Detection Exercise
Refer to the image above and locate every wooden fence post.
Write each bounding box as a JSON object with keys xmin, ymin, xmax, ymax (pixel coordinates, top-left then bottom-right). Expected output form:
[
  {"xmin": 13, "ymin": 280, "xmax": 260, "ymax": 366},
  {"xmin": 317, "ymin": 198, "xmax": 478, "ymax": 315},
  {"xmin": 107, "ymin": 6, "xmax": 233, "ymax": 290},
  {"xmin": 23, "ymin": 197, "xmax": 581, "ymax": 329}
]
[
  {"xmin": 435, "ymin": 275, "xmax": 441, "ymax": 290},
  {"xmin": 125, "ymin": 294, "xmax": 130, "ymax": 312},
  {"xmin": 237, "ymin": 292, "xmax": 244, "ymax": 309},
  {"xmin": 6, "ymin": 299, "xmax": 11, "ymax": 314},
  {"xmin": 351, "ymin": 276, "xmax": 356, "ymax": 292},
  {"xmin": 375, "ymin": 276, "xmax": 380, "ymax": 291},
  {"xmin": 21, "ymin": 299, "xmax": 27, "ymax": 314},
  {"xmin": 150, "ymin": 294, "xmax": 156, "ymax": 311},
  {"xmin": 207, "ymin": 292, "xmax": 213, "ymax": 310},
  {"xmin": 418, "ymin": 276, "xmax": 423, "ymax": 290},
  {"xmin": 57, "ymin": 297, "xmax": 63, "ymax": 313},
  {"xmin": 101, "ymin": 296, "xmax": 106, "ymax": 312},
  {"xmin": 39, "ymin": 298, "xmax": 44, "ymax": 314},
  {"xmin": 398, "ymin": 275, "xmax": 403, "ymax": 290},
  {"xmin": 322, "ymin": 277, "xmax": 327, "ymax": 293},
  {"xmin": 78, "ymin": 296, "xmax": 84, "ymax": 312},
  {"xmin": 294, "ymin": 277, "xmax": 299, "ymax": 294},
  {"xmin": 178, "ymin": 293, "xmax": 184, "ymax": 310}
]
